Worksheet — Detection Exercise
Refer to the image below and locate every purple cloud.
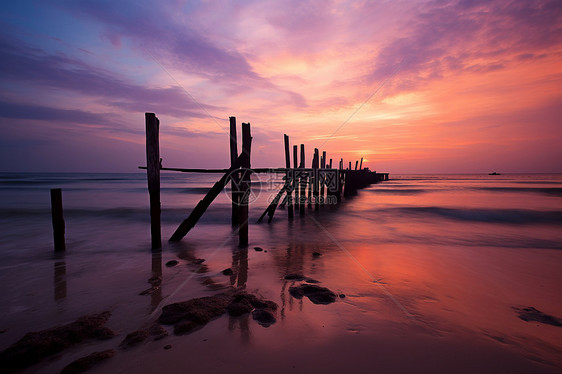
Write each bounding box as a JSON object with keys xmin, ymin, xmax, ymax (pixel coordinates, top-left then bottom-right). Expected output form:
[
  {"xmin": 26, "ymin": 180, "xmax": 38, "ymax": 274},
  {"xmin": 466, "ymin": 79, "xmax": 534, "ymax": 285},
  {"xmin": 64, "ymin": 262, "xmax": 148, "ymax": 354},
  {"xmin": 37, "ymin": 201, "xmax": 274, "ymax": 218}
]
[
  {"xmin": 65, "ymin": 0, "xmax": 307, "ymax": 108},
  {"xmin": 368, "ymin": 0, "xmax": 562, "ymax": 90},
  {"xmin": 0, "ymin": 35, "xmax": 222, "ymax": 119}
]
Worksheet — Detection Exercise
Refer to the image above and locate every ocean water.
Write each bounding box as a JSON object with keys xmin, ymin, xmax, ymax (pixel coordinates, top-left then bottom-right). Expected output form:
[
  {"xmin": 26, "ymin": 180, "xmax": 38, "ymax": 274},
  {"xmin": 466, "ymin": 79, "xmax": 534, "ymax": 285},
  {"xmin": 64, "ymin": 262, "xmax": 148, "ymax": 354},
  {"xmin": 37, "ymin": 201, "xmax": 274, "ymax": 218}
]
[{"xmin": 1, "ymin": 172, "xmax": 561, "ymax": 372}]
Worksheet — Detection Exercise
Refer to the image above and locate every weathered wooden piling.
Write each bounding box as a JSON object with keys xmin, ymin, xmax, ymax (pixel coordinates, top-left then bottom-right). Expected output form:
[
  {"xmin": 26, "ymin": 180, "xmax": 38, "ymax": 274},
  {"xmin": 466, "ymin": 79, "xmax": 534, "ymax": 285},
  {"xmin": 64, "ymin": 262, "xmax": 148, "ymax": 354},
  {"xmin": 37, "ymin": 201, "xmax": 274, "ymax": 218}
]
[
  {"xmin": 50, "ymin": 188, "xmax": 65, "ymax": 252},
  {"xmin": 293, "ymin": 145, "xmax": 298, "ymax": 212},
  {"xmin": 145, "ymin": 113, "xmax": 161, "ymax": 250},
  {"xmin": 320, "ymin": 151, "xmax": 326, "ymax": 202},
  {"xmin": 359, "ymin": 157, "xmax": 363, "ymax": 170},
  {"xmin": 299, "ymin": 144, "xmax": 306, "ymax": 216},
  {"xmin": 284, "ymin": 134, "xmax": 294, "ymax": 220},
  {"xmin": 230, "ymin": 116, "xmax": 239, "ymax": 227},
  {"xmin": 313, "ymin": 148, "xmax": 320, "ymax": 210},
  {"xmin": 239, "ymin": 122, "xmax": 252, "ymax": 247}
]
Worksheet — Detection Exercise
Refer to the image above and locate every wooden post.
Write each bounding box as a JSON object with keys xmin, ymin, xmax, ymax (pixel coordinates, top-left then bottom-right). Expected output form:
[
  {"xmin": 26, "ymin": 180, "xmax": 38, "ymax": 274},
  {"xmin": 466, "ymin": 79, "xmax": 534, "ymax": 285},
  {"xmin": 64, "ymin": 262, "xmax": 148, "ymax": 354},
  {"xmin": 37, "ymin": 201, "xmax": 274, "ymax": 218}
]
[
  {"xmin": 230, "ymin": 116, "xmax": 239, "ymax": 227},
  {"xmin": 299, "ymin": 144, "xmax": 305, "ymax": 216},
  {"xmin": 284, "ymin": 135, "xmax": 294, "ymax": 220},
  {"xmin": 329, "ymin": 158, "xmax": 333, "ymax": 169},
  {"xmin": 314, "ymin": 148, "xmax": 319, "ymax": 210},
  {"xmin": 359, "ymin": 157, "xmax": 363, "ymax": 171},
  {"xmin": 320, "ymin": 151, "xmax": 326, "ymax": 202},
  {"xmin": 349, "ymin": 161, "xmax": 352, "ymax": 170},
  {"xmin": 293, "ymin": 145, "xmax": 298, "ymax": 212},
  {"xmin": 50, "ymin": 188, "xmax": 65, "ymax": 251},
  {"xmin": 145, "ymin": 113, "xmax": 161, "ymax": 250},
  {"xmin": 239, "ymin": 122, "xmax": 252, "ymax": 247},
  {"xmin": 355, "ymin": 160, "xmax": 358, "ymax": 171},
  {"xmin": 308, "ymin": 151, "xmax": 314, "ymax": 209}
]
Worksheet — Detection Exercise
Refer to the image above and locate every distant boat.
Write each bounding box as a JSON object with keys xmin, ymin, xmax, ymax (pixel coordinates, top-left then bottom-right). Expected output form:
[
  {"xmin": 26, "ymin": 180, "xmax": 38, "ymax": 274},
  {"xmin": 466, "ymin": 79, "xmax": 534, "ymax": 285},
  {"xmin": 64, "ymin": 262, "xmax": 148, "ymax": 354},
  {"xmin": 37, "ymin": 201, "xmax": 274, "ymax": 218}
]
[{"xmin": 489, "ymin": 172, "xmax": 501, "ymax": 175}]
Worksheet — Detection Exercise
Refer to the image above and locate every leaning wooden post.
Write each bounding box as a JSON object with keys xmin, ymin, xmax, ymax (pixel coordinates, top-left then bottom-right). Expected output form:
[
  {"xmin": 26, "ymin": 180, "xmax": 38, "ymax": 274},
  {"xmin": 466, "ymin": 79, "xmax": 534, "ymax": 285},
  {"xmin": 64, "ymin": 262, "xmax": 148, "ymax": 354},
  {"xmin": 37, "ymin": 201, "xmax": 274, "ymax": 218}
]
[
  {"xmin": 229, "ymin": 116, "xmax": 239, "ymax": 227},
  {"xmin": 239, "ymin": 122, "xmax": 252, "ymax": 247},
  {"xmin": 51, "ymin": 188, "xmax": 65, "ymax": 251},
  {"xmin": 145, "ymin": 113, "xmax": 161, "ymax": 250},
  {"xmin": 284, "ymin": 135, "xmax": 294, "ymax": 220},
  {"xmin": 359, "ymin": 157, "xmax": 363, "ymax": 171},
  {"xmin": 299, "ymin": 144, "xmax": 306, "ymax": 216},
  {"xmin": 293, "ymin": 145, "xmax": 299, "ymax": 212},
  {"xmin": 355, "ymin": 160, "xmax": 359, "ymax": 171}
]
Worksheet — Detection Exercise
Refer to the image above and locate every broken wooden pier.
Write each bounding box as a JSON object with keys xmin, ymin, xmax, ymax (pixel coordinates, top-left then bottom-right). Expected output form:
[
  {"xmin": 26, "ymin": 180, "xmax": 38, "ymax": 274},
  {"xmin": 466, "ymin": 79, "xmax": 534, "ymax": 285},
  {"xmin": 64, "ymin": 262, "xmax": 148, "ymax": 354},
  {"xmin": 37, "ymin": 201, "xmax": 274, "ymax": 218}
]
[{"xmin": 140, "ymin": 113, "xmax": 388, "ymax": 250}]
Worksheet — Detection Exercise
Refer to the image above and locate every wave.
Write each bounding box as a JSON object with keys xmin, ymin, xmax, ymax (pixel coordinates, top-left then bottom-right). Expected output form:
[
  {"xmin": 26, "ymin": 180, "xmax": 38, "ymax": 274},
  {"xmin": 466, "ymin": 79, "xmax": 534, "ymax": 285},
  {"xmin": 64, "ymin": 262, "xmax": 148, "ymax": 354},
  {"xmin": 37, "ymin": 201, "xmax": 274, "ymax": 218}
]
[
  {"xmin": 381, "ymin": 207, "xmax": 562, "ymax": 225},
  {"xmin": 0, "ymin": 205, "xmax": 233, "ymax": 225},
  {"xmin": 367, "ymin": 188, "xmax": 427, "ymax": 195},
  {"xmin": 477, "ymin": 187, "xmax": 562, "ymax": 197}
]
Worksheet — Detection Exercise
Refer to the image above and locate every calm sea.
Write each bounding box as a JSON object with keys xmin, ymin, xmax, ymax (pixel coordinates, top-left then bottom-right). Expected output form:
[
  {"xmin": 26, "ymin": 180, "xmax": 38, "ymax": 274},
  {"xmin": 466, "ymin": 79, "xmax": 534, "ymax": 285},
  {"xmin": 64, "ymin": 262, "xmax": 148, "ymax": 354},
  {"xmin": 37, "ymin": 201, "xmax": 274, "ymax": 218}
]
[
  {"xmin": 1, "ymin": 172, "xmax": 560, "ymax": 259},
  {"xmin": 1, "ymin": 172, "xmax": 561, "ymax": 369}
]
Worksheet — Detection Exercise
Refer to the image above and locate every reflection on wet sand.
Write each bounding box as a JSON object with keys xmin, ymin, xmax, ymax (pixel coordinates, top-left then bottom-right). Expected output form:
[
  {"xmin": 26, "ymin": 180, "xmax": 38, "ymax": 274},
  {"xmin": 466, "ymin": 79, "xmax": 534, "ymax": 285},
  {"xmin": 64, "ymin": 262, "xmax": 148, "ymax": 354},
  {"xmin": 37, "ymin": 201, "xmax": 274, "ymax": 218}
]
[
  {"xmin": 228, "ymin": 247, "xmax": 250, "ymax": 344},
  {"xmin": 150, "ymin": 252, "xmax": 163, "ymax": 312},
  {"xmin": 230, "ymin": 248, "xmax": 248, "ymax": 289},
  {"xmin": 54, "ymin": 260, "xmax": 67, "ymax": 301}
]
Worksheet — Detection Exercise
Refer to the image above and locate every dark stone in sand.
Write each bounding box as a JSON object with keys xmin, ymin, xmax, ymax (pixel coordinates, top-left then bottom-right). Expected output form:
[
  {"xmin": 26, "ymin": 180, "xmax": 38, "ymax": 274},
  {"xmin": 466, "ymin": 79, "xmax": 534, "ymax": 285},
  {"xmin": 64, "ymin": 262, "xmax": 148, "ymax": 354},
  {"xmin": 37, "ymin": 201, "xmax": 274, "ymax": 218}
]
[
  {"xmin": 159, "ymin": 293, "xmax": 232, "ymax": 326},
  {"xmin": 254, "ymin": 247, "xmax": 264, "ymax": 252},
  {"xmin": 120, "ymin": 330, "xmax": 149, "ymax": 349},
  {"xmin": 252, "ymin": 310, "xmax": 276, "ymax": 327},
  {"xmin": 165, "ymin": 260, "xmax": 179, "ymax": 267},
  {"xmin": 0, "ymin": 312, "xmax": 115, "ymax": 373},
  {"xmin": 159, "ymin": 292, "xmax": 278, "ymax": 335},
  {"xmin": 149, "ymin": 323, "xmax": 168, "ymax": 341},
  {"xmin": 305, "ymin": 279, "xmax": 320, "ymax": 284},
  {"xmin": 312, "ymin": 252, "xmax": 322, "ymax": 257},
  {"xmin": 60, "ymin": 349, "xmax": 115, "ymax": 374},
  {"xmin": 222, "ymin": 268, "xmax": 233, "ymax": 275},
  {"xmin": 227, "ymin": 301, "xmax": 254, "ymax": 316},
  {"xmin": 174, "ymin": 321, "xmax": 203, "ymax": 335},
  {"xmin": 192, "ymin": 258, "xmax": 205, "ymax": 265},
  {"xmin": 232, "ymin": 293, "xmax": 278, "ymax": 311},
  {"xmin": 164, "ymin": 344, "xmax": 172, "ymax": 350},
  {"xmin": 289, "ymin": 284, "xmax": 337, "ymax": 305},
  {"xmin": 284, "ymin": 274, "xmax": 306, "ymax": 281},
  {"xmin": 514, "ymin": 307, "xmax": 562, "ymax": 327},
  {"xmin": 339, "ymin": 294, "xmax": 346, "ymax": 299}
]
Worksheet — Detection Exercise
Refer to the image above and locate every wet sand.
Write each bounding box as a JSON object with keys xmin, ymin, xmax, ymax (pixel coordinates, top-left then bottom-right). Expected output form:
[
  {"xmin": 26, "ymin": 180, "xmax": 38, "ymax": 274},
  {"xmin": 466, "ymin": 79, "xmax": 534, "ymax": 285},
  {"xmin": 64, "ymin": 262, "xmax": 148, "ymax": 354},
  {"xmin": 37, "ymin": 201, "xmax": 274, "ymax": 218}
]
[{"xmin": 2, "ymin": 237, "xmax": 561, "ymax": 374}]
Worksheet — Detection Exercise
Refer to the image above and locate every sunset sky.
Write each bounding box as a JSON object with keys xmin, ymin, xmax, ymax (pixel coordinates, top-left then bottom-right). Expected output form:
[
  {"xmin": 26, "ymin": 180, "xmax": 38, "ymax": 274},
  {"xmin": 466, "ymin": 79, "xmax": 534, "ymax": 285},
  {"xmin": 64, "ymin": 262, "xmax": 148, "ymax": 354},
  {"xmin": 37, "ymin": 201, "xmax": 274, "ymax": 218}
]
[{"xmin": 1, "ymin": 0, "xmax": 561, "ymax": 173}]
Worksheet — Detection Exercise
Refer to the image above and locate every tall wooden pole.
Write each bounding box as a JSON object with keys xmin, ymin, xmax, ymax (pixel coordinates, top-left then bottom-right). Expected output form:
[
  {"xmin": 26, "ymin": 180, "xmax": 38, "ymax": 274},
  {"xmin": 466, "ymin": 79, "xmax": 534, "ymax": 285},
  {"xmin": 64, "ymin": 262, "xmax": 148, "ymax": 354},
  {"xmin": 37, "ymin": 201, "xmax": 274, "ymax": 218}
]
[
  {"xmin": 145, "ymin": 113, "xmax": 161, "ymax": 250},
  {"xmin": 320, "ymin": 151, "xmax": 326, "ymax": 202},
  {"xmin": 229, "ymin": 117, "xmax": 239, "ymax": 227},
  {"xmin": 51, "ymin": 188, "xmax": 65, "ymax": 251},
  {"xmin": 239, "ymin": 123, "xmax": 252, "ymax": 247},
  {"xmin": 355, "ymin": 160, "xmax": 359, "ymax": 171},
  {"xmin": 314, "ymin": 148, "xmax": 319, "ymax": 210},
  {"xmin": 359, "ymin": 157, "xmax": 363, "ymax": 171},
  {"xmin": 293, "ymin": 145, "xmax": 298, "ymax": 212},
  {"xmin": 299, "ymin": 144, "xmax": 305, "ymax": 216},
  {"xmin": 284, "ymin": 135, "xmax": 294, "ymax": 220}
]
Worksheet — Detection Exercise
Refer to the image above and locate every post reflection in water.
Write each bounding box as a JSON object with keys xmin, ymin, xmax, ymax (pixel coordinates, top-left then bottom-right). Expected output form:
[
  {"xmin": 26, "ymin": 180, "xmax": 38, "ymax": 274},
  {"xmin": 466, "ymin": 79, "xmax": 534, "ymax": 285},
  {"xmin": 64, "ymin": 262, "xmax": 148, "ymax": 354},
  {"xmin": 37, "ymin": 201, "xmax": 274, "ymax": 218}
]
[
  {"xmin": 229, "ymin": 247, "xmax": 250, "ymax": 344},
  {"xmin": 230, "ymin": 248, "xmax": 248, "ymax": 289},
  {"xmin": 54, "ymin": 254, "xmax": 67, "ymax": 301},
  {"xmin": 150, "ymin": 251, "xmax": 163, "ymax": 312}
]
